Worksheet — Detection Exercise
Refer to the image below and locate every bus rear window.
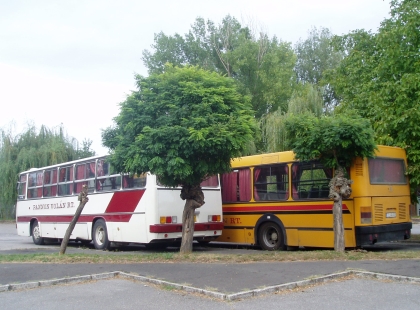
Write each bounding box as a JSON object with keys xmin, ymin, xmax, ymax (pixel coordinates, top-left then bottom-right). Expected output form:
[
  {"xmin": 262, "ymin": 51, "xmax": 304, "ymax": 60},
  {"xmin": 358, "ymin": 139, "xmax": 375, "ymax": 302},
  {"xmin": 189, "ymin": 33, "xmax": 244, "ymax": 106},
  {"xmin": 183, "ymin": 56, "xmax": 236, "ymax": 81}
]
[{"xmin": 368, "ymin": 158, "xmax": 406, "ymax": 184}]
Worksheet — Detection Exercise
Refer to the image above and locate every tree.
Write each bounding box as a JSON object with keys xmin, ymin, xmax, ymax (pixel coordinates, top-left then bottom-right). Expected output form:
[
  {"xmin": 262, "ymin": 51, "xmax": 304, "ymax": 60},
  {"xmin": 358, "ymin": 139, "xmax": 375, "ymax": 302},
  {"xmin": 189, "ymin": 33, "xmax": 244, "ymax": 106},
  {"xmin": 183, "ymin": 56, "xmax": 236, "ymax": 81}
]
[
  {"xmin": 0, "ymin": 124, "xmax": 95, "ymax": 219},
  {"xmin": 326, "ymin": 0, "xmax": 420, "ymax": 200},
  {"xmin": 285, "ymin": 113, "xmax": 376, "ymax": 251},
  {"xmin": 59, "ymin": 185, "xmax": 89, "ymax": 255},
  {"xmin": 102, "ymin": 65, "xmax": 256, "ymax": 253},
  {"xmin": 260, "ymin": 83, "xmax": 323, "ymax": 153},
  {"xmin": 142, "ymin": 15, "xmax": 297, "ymax": 119},
  {"xmin": 75, "ymin": 139, "xmax": 96, "ymax": 159},
  {"xmin": 294, "ymin": 27, "xmax": 343, "ymax": 111}
]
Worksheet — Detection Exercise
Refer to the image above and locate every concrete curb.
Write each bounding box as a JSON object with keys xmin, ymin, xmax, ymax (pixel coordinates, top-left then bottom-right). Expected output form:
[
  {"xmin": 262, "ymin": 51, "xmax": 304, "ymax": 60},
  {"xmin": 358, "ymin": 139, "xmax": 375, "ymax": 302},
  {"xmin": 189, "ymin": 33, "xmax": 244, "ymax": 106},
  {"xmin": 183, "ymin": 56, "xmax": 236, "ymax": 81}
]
[
  {"xmin": 0, "ymin": 271, "xmax": 119, "ymax": 293},
  {"xmin": 1, "ymin": 270, "xmax": 420, "ymax": 301}
]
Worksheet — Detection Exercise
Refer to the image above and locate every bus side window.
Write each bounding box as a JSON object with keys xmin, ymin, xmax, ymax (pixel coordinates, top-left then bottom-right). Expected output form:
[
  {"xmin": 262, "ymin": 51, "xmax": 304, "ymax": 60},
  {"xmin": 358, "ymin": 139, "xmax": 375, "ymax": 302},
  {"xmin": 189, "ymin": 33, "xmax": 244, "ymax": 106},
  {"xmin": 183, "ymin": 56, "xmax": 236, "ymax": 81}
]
[
  {"xmin": 96, "ymin": 160, "xmax": 122, "ymax": 191},
  {"xmin": 43, "ymin": 169, "xmax": 58, "ymax": 197},
  {"xmin": 221, "ymin": 169, "xmax": 251, "ymax": 203},
  {"xmin": 58, "ymin": 166, "xmax": 73, "ymax": 196},
  {"xmin": 17, "ymin": 174, "xmax": 27, "ymax": 200},
  {"xmin": 123, "ymin": 173, "xmax": 147, "ymax": 189},
  {"xmin": 292, "ymin": 161, "xmax": 332, "ymax": 200},
  {"xmin": 27, "ymin": 172, "xmax": 43, "ymax": 198},
  {"xmin": 253, "ymin": 165, "xmax": 288, "ymax": 201}
]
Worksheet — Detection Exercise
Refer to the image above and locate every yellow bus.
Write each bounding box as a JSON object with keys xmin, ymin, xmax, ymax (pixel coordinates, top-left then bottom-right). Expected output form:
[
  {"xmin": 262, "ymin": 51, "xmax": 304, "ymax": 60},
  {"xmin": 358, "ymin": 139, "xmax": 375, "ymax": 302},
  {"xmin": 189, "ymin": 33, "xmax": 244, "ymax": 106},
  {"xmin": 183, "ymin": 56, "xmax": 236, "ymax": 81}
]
[{"xmin": 217, "ymin": 145, "xmax": 412, "ymax": 250}]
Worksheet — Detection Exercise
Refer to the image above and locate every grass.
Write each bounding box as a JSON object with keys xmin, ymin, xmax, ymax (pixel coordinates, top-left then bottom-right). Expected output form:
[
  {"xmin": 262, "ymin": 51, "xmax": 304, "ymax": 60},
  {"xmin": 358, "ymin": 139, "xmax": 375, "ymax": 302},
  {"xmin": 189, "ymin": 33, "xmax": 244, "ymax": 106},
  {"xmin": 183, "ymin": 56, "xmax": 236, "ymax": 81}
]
[
  {"xmin": 1, "ymin": 219, "xmax": 419, "ymax": 264},
  {"xmin": 1, "ymin": 246, "xmax": 420, "ymax": 264}
]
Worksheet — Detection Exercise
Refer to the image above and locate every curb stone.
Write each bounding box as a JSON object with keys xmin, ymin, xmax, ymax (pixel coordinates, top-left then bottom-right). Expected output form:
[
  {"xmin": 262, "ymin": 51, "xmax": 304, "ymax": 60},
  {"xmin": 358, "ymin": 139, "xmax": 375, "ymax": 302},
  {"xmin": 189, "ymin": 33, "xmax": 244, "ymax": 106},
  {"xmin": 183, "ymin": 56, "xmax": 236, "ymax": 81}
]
[{"xmin": 1, "ymin": 270, "xmax": 420, "ymax": 301}]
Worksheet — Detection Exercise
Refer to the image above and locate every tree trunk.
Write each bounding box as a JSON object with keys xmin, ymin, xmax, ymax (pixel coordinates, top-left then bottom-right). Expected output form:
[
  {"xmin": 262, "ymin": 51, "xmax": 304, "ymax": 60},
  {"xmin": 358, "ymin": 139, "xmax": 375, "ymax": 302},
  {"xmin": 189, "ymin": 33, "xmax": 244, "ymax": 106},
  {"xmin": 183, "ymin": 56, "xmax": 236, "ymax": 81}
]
[
  {"xmin": 59, "ymin": 185, "xmax": 89, "ymax": 255},
  {"xmin": 329, "ymin": 166, "xmax": 352, "ymax": 252},
  {"xmin": 332, "ymin": 195, "xmax": 345, "ymax": 251},
  {"xmin": 179, "ymin": 185, "xmax": 205, "ymax": 254}
]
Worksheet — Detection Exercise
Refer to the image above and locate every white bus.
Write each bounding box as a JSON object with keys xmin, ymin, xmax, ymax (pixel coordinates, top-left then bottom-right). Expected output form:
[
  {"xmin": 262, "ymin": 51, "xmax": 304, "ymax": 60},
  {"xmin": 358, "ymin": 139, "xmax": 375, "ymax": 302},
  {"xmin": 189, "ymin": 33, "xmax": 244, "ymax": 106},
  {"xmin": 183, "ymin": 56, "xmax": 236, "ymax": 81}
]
[{"xmin": 15, "ymin": 155, "xmax": 223, "ymax": 250}]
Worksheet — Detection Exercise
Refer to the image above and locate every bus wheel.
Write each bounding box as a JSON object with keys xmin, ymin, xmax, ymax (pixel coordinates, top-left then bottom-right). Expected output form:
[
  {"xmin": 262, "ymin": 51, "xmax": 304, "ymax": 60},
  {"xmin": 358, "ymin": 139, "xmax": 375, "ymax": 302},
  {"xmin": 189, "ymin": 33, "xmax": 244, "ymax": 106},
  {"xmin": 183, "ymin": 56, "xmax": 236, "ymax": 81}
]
[
  {"xmin": 31, "ymin": 220, "xmax": 45, "ymax": 245},
  {"xmin": 93, "ymin": 220, "xmax": 110, "ymax": 250},
  {"xmin": 258, "ymin": 222, "xmax": 285, "ymax": 251}
]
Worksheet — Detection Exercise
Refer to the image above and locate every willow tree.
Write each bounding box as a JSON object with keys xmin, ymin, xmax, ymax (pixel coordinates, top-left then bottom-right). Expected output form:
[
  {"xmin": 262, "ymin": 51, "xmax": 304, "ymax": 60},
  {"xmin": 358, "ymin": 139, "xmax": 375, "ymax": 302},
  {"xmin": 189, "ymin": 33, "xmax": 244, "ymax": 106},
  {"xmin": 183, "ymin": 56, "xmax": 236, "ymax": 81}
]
[
  {"xmin": 102, "ymin": 65, "xmax": 256, "ymax": 253},
  {"xmin": 260, "ymin": 83, "xmax": 323, "ymax": 153},
  {"xmin": 285, "ymin": 113, "xmax": 376, "ymax": 251},
  {"xmin": 0, "ymin": 124, "xmax": 94, "ymax": 219}
]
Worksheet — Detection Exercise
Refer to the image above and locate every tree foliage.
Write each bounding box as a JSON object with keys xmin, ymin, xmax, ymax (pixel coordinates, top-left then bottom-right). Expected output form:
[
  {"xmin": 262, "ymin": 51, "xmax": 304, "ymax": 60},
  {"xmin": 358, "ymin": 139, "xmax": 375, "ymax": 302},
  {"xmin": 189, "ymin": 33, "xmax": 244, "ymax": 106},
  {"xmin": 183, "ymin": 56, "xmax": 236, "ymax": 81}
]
[
  {"xmin": 285, "ymin": 112, "xmax": 376, "ymax": 251},
  {"xmin": 102, "ymin": 65, "xmax": 256, "ymax": 252},
  {"xmin": 285, "ymin": 113, "xmax": 376, "ymax": 169},
  {"xmin": 261, "ymin": 83, "xmax": 323, "ymax": 153},
  {"xmin": 0, "ymin": 124, "xmax": 95, "ymax": 219},
  {"xmin": 102, "ymin": 65, "xmax": 256, "ymax": 186},
  {"xmin": 294, "ymin": 27, "xmax": 344, "ymax": 111},
  {"xmin": 326, "ymin": 0, "xmax": 420, "ymax": 196},
  {"xmin": 142, "ymin": 15, "xmax": 296, "ymax": 118}
]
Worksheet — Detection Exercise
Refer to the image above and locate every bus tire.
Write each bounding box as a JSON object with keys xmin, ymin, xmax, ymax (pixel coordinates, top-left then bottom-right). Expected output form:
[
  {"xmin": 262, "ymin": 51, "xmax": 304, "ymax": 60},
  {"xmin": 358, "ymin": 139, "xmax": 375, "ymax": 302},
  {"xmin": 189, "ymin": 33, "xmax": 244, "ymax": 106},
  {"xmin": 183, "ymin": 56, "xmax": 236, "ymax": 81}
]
[
  {"xmin": 258, "ymin": 222, "xmax": 285, "ymax": 251},
  {"xmin": 31, "ymin": 220, "xmax": 45, "ymax": 245},
  {"xmin": 92, "ymin": 219, "xmax": 110, "ymax": 250}
]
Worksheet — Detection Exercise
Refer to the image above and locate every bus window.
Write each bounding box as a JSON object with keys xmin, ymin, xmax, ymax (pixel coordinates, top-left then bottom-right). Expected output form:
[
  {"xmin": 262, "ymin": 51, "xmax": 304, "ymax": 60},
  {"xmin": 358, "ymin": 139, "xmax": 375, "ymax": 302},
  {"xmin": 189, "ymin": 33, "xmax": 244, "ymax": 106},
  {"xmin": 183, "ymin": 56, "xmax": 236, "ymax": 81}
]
[
  {"xmin": 74, "ymin": 162, "xmax": 96, "ymax": 194},
  {"xmin": 96, "ymin": 159, "xmax": 122, "ymax": 191},
  {"xmin": 43, "ymin": 169, "xmax": 58, "ymax": 197},
  {"xmin": 368, "ymin": 158, "xmax": 406, "ymax": 184},
  {"xmin": 123, "ymin": 173, "xmax": 147, "ymax": 189},
  {"xmin": 58, "ymin": 166, "xmax": 73, "ymax": 196},
  {"xmin": 28, "ymin": 171, "xmax": 43, "ymax": 198},
  {"xmin": 292, "ymin": 161, "xmax": 332, "ymax": 200},
  {"xmin": 17, "ymin": 174, "xmax": 27, "ymax": 200},
  {"xmin": 221, "ymin": 169, "xmax": 251, "ymax": 202},
  {"xmin": 254, "ymin": 165, "xmax": 288, "ymax": 201},
  {"xmin": 200, "ymin": 175, "xmax": 219, "ymax": 188}
]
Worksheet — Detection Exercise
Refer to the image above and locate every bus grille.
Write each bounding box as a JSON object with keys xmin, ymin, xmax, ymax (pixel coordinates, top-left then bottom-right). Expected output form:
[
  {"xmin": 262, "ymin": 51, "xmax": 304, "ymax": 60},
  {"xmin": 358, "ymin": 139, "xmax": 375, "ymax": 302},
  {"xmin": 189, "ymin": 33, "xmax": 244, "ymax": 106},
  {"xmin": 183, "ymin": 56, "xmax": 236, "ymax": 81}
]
[
  {"xmin": 399, "ymin": 203, "xmax": 406, "ymax": 220},
  {"xmin": 374, "ymin": 204, "xmax": 383, "ymax": 222},
  {"xmin": 355, "ymin": 160, "xmax": 363, "ymax": 176}
]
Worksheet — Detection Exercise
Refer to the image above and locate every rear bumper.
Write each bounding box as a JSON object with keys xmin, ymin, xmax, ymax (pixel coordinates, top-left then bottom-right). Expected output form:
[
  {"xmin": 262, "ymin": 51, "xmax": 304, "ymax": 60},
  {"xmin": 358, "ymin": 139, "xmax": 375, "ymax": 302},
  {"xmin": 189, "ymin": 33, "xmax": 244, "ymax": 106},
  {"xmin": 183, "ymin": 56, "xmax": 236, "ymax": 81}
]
[
  {"xmin": 149, "ymin": 222, "xmax": 224, "ymax": 233},
  {"xmin": 355, "ymin": 222, "xmax": 412, "ymax": 246}
]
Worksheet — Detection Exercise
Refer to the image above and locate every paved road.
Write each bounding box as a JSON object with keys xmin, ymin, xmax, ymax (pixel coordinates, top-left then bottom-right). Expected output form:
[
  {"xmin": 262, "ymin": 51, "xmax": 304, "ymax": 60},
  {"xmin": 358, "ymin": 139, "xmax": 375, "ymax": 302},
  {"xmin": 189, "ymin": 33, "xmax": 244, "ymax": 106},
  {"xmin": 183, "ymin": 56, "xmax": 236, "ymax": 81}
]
[{"xmin": 1, "ymin": 222, "xmax": 420, "ymax": 309}]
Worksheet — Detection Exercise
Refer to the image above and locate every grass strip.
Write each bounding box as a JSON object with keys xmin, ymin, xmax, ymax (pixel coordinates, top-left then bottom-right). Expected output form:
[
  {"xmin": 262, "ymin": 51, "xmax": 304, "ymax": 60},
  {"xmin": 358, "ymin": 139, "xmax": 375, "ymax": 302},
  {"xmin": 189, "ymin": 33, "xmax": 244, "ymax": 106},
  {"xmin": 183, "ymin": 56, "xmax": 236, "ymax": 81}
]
[{"xmin": 1, "ymin": 248, "xmax": 420, "ymax": 264}]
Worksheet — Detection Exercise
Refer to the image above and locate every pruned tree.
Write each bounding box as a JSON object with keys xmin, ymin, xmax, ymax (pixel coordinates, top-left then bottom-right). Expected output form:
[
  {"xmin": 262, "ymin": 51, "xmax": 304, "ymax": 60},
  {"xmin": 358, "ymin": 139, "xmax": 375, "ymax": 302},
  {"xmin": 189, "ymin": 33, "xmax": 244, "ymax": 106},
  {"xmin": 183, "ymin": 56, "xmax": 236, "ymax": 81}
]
[
  {"xmin": 102, "ymin": 65, "xmax": 256, "ymax": 253},
  {"xmin": 285, "ymin": 113, "xmax": 376, "ymax": 251}
]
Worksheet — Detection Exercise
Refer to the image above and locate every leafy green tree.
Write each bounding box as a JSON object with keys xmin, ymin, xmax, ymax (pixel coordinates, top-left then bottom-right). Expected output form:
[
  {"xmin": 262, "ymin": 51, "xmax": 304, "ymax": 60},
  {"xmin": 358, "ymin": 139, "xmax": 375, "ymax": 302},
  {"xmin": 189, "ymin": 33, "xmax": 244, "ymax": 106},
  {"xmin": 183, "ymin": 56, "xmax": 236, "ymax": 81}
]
[
  {"xmin": 75, "ymin": 138, "xmax": 96, "ymax": 159},
  {"xmin": 142, "ymin": 15, "xmax": 297, "ymax": 119},
  {"xmin": 102, "ymin": 65, "xmax": 256, "ymax": 253},
  {"xmin": 285, "ymin": 113, "xmax": 376, "ymax": 251},
  {"xmin": 326, "ymin": 0, "xmax": 420, "ymax": 199},
  {"xmin": 294, "ymin": 27, "xmax": 343, "ymax": 111},
  {"xmin": 0, "ymin": 124, "xmax": 94, "ymax": 219}
]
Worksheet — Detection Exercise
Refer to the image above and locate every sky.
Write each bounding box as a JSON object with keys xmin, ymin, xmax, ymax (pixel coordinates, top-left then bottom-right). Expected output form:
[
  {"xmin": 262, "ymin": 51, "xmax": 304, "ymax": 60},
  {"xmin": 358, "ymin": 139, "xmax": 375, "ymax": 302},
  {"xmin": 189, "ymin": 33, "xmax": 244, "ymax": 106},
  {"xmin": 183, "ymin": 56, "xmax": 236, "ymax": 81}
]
[{"xmin": 0, "ymin": 0, "xmax": 392, "ymax": 155}]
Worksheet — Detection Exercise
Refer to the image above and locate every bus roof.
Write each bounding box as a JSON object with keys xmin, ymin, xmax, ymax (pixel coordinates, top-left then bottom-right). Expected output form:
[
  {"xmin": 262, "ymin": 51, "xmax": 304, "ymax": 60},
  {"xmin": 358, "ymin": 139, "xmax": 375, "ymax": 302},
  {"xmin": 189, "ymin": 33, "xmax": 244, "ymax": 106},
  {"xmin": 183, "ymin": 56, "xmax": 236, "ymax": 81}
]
[
  {"xmin": 18, "ymin": 154, "xmax": 108, "ymax": 174},
  {"xmin": 230, "ymin": 145, "xmax": 406, "ymax": 168}
]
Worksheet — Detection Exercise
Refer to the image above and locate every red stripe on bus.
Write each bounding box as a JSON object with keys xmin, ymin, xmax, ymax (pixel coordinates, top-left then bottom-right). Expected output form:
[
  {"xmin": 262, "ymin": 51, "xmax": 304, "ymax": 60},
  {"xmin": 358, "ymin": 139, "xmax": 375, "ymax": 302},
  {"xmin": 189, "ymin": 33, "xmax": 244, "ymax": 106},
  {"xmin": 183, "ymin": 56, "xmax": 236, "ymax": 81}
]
[
  {"xmin": 149, "ymin": 222, "xmax": 224, "ymax": 233},
  {"xmin": 16, "ymin": 214, "xmax": 135, "ymax": 223},
  {"xmin": 222, "ymin": 204, "xmax": 349, "ymax": 213},
  {"xmin": 104, "ymin": 190, "xmax": 145, "ymax": 213}
]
